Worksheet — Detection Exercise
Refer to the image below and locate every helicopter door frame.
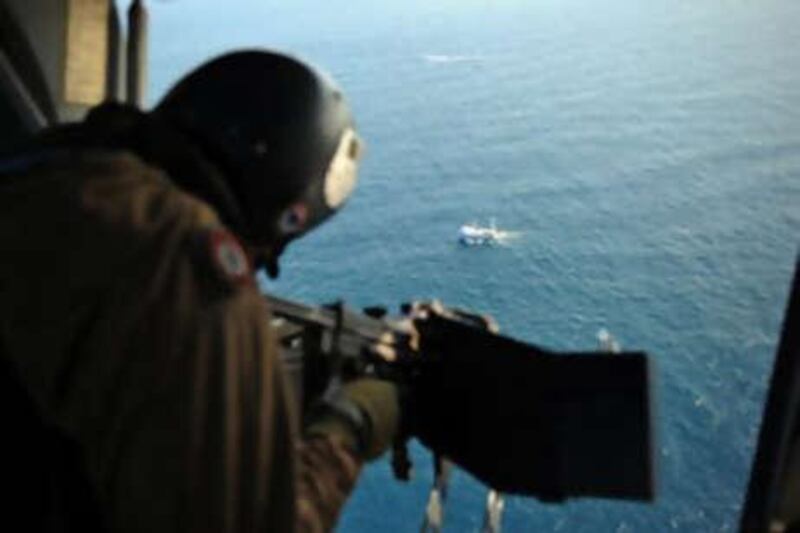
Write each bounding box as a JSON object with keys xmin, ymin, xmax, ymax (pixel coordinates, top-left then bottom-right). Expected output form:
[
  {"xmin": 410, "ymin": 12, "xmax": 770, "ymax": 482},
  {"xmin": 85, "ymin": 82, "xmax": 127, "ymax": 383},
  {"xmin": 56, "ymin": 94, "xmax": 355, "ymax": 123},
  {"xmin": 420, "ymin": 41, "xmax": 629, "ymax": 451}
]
[{"xmin": 741, "ymin": 257, "xmax": 800, "ymax": 532}]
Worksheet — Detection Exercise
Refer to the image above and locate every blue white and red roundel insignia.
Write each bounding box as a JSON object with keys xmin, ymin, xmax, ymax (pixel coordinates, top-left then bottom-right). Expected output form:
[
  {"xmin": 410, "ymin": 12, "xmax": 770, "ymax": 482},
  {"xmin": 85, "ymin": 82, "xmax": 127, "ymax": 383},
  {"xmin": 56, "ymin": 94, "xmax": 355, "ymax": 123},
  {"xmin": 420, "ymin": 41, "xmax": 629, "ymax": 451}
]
[{"xmin": 208, "ymin": 229, "xmax": 252, "ymax": 285}]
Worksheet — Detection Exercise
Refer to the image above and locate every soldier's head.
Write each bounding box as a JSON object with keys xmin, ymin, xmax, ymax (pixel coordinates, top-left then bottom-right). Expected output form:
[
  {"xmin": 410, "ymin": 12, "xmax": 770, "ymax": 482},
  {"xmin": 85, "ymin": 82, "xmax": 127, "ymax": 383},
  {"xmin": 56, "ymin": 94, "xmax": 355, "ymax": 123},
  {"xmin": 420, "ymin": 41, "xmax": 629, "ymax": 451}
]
[{"xmin": 154, "ymin": 50, "xmax": 363, "ymax": 277}]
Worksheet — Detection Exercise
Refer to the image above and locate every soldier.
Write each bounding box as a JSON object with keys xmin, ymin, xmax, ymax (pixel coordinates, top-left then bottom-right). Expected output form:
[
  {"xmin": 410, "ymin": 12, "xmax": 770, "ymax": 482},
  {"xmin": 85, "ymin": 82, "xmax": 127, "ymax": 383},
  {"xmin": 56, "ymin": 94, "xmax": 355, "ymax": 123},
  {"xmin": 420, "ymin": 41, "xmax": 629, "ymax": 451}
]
[{"xmin": 0, "ymin": 50, "xmax": 398, "ymax": 532}]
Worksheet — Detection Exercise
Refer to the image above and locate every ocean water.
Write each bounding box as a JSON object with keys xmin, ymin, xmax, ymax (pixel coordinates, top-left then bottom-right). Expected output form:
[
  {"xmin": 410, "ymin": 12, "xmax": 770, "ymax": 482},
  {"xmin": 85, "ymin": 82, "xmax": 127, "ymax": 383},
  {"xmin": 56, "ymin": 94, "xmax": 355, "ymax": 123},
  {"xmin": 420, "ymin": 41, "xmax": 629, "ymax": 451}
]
[{"xmin": 145, "ymin": 0, "xmax": 800, "ymax": 530}]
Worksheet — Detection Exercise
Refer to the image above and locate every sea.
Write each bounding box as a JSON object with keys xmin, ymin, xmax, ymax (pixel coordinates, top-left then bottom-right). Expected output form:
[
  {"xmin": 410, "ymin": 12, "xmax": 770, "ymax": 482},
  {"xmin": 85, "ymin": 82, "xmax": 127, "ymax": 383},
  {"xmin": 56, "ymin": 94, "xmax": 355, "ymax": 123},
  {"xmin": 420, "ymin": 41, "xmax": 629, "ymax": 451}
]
[{"xmin": 144, "ymin": 0, "xmax": 800, "ymax": 531}]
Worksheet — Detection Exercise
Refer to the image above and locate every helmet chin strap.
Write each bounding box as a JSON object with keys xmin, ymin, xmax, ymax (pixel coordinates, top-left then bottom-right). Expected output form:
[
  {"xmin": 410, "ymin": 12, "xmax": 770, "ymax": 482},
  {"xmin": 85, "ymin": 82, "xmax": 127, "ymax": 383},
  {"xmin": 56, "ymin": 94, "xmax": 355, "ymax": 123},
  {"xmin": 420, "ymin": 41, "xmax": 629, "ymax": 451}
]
[
  {"xmin": 264, "ymin": 255, "xmax": 281, "ymax": 279},
  {"xmin": 278, "ymin": 202, "xmax": 309, "ymax": 235},
  {"xmin": 252, "ymin": 243, "xmax": 282, "ymax": 279}
]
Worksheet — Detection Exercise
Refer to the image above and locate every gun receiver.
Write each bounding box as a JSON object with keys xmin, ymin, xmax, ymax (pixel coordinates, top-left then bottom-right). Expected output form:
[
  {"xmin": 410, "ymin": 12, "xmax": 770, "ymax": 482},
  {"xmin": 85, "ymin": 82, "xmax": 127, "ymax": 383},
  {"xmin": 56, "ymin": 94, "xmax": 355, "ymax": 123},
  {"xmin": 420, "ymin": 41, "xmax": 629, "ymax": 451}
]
[{"xmin": 266, "ymin": 294, "xmax": 655, "ymax": 503}]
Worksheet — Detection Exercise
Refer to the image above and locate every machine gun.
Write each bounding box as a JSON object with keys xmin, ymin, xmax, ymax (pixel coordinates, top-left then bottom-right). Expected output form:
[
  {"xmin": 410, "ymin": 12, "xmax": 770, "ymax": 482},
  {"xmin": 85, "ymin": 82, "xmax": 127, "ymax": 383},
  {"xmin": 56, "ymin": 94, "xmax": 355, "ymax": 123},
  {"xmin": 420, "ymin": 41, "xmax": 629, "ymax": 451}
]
[{"xmin": 268, "ymin": 294, "xmax": 655, "ymax": 529}]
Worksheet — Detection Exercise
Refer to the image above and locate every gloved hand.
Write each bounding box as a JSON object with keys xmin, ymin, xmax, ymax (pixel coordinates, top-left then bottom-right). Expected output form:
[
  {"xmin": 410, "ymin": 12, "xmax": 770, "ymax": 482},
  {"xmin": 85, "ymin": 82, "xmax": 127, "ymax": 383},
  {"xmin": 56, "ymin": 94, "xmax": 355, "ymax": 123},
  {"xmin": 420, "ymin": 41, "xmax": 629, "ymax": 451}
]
[
  {"xmin": 402, "ymin": 300, "xmax": 501, "ymax": 456},
  {"xmin": 305, "ymin": 378, "xmax": 399, "ymax": 461},
  {"xmin": 401, "ymin": 302, "xmax": 558, "ymax": 495}
]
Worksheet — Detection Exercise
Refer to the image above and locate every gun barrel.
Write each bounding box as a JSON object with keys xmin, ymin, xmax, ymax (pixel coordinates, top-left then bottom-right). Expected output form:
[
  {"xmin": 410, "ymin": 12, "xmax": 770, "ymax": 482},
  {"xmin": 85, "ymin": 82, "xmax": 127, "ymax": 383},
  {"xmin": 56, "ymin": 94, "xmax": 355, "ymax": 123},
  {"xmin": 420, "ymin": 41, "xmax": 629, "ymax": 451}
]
[{"xmin": 267, "ymin": 294, "xmax": 338, "ymax": 329}]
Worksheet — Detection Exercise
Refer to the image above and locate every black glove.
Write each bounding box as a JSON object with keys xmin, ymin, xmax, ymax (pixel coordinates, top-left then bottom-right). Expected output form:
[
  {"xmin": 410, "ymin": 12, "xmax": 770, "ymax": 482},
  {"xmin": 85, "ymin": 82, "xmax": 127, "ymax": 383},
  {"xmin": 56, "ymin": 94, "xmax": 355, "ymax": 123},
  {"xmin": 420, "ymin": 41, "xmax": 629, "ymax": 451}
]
[{"xmin": 405, "ymin": 307, "xmax": 564, "ymax": 498}]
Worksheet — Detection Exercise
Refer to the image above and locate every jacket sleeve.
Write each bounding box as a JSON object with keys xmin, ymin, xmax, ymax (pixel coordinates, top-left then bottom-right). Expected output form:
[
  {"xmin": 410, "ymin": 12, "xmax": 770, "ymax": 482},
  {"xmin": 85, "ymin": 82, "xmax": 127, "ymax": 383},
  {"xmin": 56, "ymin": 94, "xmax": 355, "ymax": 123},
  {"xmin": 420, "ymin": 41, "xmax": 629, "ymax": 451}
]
[
  {"xmin": 295, "ymin": 435, "xmax": 362, "ymax": 533},
  {"xmin": 93, "ymin": 228, "xmax": 364, "ymax": 533},
  {"xmin": 94, "ymin": 247, "xmax": 298, "ymax": 533},
  {"xmin": 0, "ymin": 150, "xmax": 365, "ymax": 532}
]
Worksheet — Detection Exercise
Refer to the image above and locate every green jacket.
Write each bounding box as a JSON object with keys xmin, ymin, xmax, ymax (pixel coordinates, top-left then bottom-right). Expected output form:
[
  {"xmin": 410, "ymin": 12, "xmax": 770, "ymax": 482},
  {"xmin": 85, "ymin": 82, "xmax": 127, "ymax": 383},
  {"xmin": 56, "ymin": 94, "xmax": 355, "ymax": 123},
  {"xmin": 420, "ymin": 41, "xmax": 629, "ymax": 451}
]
[{"xmin": 0, "ymin": 137, "xmax": 360, "ymax": 532}]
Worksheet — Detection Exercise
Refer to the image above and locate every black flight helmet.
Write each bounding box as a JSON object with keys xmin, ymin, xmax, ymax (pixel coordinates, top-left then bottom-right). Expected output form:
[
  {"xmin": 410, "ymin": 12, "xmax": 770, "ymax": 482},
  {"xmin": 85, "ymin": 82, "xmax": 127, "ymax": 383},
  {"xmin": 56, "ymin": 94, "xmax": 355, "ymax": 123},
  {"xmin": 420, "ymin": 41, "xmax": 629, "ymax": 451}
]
[{"xmin": 155, "ymin": 50, "xmax": 362, "ymax": 277}]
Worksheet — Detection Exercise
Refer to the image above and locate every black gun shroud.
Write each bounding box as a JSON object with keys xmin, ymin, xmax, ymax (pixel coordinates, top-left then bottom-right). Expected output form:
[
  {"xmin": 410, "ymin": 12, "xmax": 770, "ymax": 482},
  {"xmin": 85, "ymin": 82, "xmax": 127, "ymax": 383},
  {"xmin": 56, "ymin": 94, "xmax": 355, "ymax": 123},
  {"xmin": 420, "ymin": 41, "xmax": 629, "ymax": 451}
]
[{"xmin": 267, "ymin": 295, "xmax": 654, "ymax": 502}]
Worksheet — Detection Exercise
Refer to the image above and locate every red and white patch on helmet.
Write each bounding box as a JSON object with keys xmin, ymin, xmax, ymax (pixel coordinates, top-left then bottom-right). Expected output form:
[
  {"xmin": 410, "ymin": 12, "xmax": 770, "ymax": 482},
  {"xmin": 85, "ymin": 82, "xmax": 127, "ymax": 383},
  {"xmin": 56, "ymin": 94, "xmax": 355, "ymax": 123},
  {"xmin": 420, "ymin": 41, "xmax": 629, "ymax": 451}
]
[{"xmin": 208, "ymin": 229, "xmax": 252, "ymax": 284}]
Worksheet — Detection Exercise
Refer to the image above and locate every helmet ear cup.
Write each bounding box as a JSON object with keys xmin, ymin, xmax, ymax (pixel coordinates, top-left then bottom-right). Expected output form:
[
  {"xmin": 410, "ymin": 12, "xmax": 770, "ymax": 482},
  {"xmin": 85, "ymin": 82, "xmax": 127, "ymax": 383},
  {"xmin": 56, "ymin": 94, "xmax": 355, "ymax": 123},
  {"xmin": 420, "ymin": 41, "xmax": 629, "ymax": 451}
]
[{"xmin": 279, "ymin": 203, "xmax": 309, "ymax": 235}]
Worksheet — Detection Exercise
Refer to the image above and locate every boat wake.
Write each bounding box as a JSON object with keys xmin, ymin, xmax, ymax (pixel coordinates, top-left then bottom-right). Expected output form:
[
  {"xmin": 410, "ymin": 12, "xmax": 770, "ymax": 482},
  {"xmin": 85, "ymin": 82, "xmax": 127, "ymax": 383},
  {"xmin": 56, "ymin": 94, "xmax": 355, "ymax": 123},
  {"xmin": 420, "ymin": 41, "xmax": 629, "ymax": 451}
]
[{"xmin": 422, "ymin": 54, "xmax": 483, "ymax": 64}]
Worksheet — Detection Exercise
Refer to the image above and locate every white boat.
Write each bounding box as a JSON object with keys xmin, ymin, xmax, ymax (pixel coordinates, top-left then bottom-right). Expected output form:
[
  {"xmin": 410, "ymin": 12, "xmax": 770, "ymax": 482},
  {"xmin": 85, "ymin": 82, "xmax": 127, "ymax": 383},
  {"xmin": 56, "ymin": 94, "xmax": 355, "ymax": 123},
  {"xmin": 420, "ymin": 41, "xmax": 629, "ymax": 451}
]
[{"xmin": 458, "ymin": 220, "xmax": 503, "ymax": 246}]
